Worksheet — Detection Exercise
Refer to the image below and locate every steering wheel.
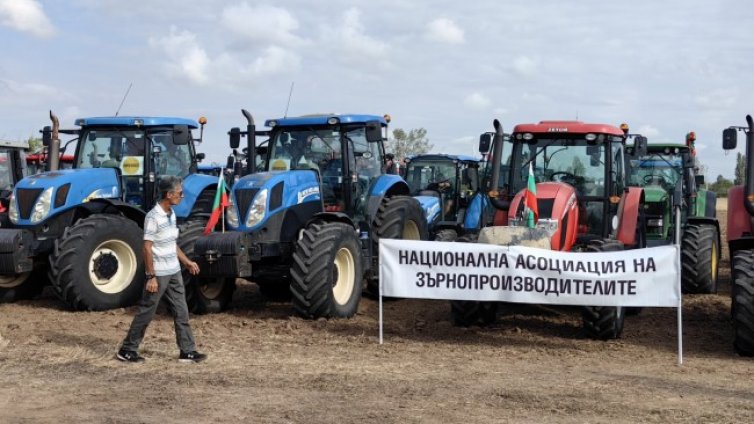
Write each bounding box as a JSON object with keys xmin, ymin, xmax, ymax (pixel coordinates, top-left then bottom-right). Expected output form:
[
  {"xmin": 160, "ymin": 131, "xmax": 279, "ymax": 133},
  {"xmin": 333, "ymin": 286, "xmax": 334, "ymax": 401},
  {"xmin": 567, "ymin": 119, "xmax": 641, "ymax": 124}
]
[
  {"xmin": 642, "ymin": 174, "xmax": 667, "ymax": 186},
  {"xmin": 550, "ymin": 171, "xmax": 578, "ymax": 183}
]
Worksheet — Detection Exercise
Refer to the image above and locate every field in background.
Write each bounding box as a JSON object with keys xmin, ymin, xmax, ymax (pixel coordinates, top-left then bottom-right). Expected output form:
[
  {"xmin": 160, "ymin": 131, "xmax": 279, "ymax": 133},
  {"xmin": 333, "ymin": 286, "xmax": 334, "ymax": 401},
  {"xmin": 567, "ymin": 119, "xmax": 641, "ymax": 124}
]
[{"xmin": 0, "ymin": 200, "xmax": 752, "ymax": 424}]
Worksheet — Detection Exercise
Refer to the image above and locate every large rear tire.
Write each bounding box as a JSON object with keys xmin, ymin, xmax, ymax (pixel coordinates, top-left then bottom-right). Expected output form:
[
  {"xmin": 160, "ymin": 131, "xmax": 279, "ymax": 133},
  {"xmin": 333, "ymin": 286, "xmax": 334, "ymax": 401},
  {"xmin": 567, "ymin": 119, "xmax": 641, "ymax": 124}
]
[
  {"xmin": 681, "ymin": 224, "xmax": 719, "ymax": 294},
  {"xmin": 178, "ymin": 220, "xmax": 235, "ymax": 314},
  {"xmin": 731, "ymin": 249, "xmax": 754, "ymax": 356},
  {"xmin": 49, "ymin": 215, "xmax": 143, "ymax": 310},
  {"xmin": 582, "ymin": 239, "xmax": 626, "ymax": 340},
  {"xmin": 291, "ymin": 221, "xmax": 364, "ymax": 318},
  {"xmin": 366, "ymin": 196, "xmax": 429, "ymax": 295}
]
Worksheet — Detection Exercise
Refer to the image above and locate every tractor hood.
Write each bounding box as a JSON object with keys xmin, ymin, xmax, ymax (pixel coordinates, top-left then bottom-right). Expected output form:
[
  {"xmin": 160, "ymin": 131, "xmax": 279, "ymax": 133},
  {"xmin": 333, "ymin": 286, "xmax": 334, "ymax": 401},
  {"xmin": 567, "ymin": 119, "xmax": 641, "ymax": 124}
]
[
  {"xmin": 641, "ymin": 185, "xmax": 668, "ymax": 204},
  {"xmin": 11, "ymin": 168, "xmax": 120, "ymax": 226},
  {"xmin": 228, "ymin": 170, "xmax": 321, "ymax": 231}
]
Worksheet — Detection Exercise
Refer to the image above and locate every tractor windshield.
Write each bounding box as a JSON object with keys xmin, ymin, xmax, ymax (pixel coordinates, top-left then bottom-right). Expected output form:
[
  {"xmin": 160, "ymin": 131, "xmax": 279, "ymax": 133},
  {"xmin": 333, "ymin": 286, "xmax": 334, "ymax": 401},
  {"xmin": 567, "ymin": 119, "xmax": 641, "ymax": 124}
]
[
  {"xmin": 628, "ymin": 153, "xmax": 682, "ymax": 189},
  {"xmin": 0, "ymin": 150, "xmax": 14, "ymax": 190},
  {"xmin": 405, "ymin": 159, "xmax": 458, "ymax": 195},
  {"xmin": 268, "ymin": 128, "xmax": 341, "ymax": 172},
  {"xmin": 509, "ymin": 138, "xmax": 608, "ymax": 197}
]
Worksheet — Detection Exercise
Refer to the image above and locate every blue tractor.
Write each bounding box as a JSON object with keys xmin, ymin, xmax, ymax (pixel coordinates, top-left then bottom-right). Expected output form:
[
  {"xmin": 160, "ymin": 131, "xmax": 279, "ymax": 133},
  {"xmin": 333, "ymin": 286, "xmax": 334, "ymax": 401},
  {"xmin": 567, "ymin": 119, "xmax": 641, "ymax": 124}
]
[
  {"xmin": 404, "ymin": 154, "xmax": 488, "ymax": 242},
  {"xmin": 0, "ymin": 114, "xmax": 220, "ymax": 310},
  {"xmin": 193, "ymin": 111, "xmax": 430, "ymax": 318}
]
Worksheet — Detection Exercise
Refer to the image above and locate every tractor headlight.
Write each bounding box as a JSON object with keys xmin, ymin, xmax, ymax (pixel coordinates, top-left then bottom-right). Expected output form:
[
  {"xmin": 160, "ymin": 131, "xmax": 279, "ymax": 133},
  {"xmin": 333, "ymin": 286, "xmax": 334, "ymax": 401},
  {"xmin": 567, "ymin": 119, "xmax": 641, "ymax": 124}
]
[
  {"xmin": 245, "ymin": 188, "xmax": 268, "ymax": 227},
  {"xmin": 226, "ymin": 196, "xmax": 239, "ymax": 228},
  {"xmin": 30, "ymin": 187, "xmax": 53, "ymax": 224},
  {"xmin": 647, "ymin": 218, "xmax": 663, "ymax": 227},
  {"xmin": 8, "ymin": 192, "xmax": 18, "ymax": 224}
]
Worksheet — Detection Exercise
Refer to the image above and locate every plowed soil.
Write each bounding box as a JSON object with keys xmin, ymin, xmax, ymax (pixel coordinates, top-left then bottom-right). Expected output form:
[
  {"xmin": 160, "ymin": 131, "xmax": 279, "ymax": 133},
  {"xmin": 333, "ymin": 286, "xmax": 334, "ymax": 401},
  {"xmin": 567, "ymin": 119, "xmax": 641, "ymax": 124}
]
[{"xmin": 1, "ymin": 200, "xmax": 752, "ymax": 423}]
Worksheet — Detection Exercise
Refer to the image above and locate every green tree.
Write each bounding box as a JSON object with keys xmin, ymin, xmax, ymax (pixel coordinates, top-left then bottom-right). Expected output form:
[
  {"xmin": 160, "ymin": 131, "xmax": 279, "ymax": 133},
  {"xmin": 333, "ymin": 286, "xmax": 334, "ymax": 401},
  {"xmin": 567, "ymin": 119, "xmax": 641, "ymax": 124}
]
[
  {"xmin": 709, "ymin": 174, "xmax": 734, "ymax": 198},
  {"xmin": 735, "ymin": 152, "xmax": 746, "ymax": 186},
  {"xmin": 26, "ymin": 135, "xmax": 42, "ymax": 153},
  {"xmin": 387, "ymin": 128, "xmax": 432, "ymax": 160}
]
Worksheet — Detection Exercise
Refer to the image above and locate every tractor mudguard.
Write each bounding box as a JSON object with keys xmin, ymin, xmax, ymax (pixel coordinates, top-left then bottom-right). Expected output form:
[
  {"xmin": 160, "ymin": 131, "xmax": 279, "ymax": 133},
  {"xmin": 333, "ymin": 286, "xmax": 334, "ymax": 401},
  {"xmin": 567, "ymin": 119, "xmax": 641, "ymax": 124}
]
[
  {"xmin": 412, "ymin": 195, "xmax": 441, "ymax": 227},
  {"xmin": 616, "ymin": 187, "xmax": 644, "ymax": 247},
  {"xmin": 726, "ymin": 186, "xmax": 753, "ymax": 243},
  {"xmin": 172, "ymin": 173, "xmax": 219, "ymax": 219},
  {"xmin": 366, "ymin": 175, "xmax": 410, "ymax": 221},
  {"xmin": 306, "ymin": 211, "xmax": 357, "ymax": 229}
]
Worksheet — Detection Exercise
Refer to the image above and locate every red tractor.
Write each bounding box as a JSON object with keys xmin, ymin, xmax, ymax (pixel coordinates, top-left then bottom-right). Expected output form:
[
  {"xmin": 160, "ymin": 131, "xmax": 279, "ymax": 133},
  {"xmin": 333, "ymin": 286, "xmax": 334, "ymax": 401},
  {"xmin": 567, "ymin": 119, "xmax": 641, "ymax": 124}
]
[
  {"xmin": 453, "ymin": 119, "xmax": 647, "ymax": 340},
  {"xmin": 723, "ymin": 115, "xmax": 754, "ymax": 355}
]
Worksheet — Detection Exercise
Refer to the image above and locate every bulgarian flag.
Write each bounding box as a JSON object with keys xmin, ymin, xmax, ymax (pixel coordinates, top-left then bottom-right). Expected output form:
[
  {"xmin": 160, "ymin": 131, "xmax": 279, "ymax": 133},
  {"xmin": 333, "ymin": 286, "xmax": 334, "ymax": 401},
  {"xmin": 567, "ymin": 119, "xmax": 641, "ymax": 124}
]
[
  {"xmin": 204, "ymin": 171, "xmax": 230, "ymax": 235},
  {"xmin": 525, "ymin": 162, "xmax": 538, "ymax": 228}
]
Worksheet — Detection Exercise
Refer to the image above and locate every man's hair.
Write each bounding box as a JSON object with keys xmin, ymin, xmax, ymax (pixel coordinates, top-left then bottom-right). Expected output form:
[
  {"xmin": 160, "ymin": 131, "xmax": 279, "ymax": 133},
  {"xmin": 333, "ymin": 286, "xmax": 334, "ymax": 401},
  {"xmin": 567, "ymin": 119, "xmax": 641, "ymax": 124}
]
[
  {"xmin": 158, "ymin": 175, "xmax": 182, "ymax": 199},
  {"xmin": 385, "ymin": 153, "xmax": 394, "ymax": 160}
]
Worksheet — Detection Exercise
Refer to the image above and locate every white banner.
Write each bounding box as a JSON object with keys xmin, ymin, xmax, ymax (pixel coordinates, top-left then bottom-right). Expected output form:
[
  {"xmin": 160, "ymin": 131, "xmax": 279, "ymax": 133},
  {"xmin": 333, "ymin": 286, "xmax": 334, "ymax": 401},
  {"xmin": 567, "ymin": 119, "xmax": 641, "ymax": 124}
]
[{"xmin": 379, "ymin": 239, "xmax": 681, "ymax": 307}]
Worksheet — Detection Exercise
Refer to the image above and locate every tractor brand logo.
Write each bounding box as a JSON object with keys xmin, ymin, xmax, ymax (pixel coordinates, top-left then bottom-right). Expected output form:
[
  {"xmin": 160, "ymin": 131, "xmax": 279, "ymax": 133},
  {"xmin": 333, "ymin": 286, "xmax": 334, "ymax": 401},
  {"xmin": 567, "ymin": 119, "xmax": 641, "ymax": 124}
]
[
  {"xmin": 121, "ymin": 157, "xmax": 141, "ymax": 175},
  {"xmin": 297, "ymin": 186, "xmax": 319, "ymax": 203},
  {"xmin": 548, "ymin": 128, "xmax": 568, "ymax": 132}
]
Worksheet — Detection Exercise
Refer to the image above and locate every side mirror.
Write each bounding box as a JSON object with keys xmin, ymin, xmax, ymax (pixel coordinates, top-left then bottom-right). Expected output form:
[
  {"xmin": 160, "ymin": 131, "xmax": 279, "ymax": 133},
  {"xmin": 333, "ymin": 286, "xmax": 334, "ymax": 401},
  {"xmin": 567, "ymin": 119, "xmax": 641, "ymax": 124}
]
[
  {"xmin": 172, "ymin": 125, "xmax": 191, "ymax": 145},
  {"xmin": 366, "ymin": 121, "xmax": 383, "ymax": 143},
  {"xmin": 229, "ymin": 127, "xmax": 241, "ymax": 149},
  {"xmin": 226, "ymin": 155, "xmax": 235, "ymax": 170},
  {"xmin": 683, "ymin": 154, "xmax": 695, "ymax": 169},
  {"xmin": 633, "ymin": 136, "xmax": 648, "ymax": 157},
  {"xmin": 479, "ymin": 132, "xmax": 493, "ymax": 154},
  {"xmin": 723, "ymin": 128, "xmax": 737, "ymax": 150},
  {"xmin": 695, "ymin": 175, "xmax": 705, "ymax": 186},
  {"xmin": 42, "ymin": 126, "xmax": 52, "ymax": 147},
  {"xmin": 196, "ymin": 152, "xmax": 205, "ymax": 162}
]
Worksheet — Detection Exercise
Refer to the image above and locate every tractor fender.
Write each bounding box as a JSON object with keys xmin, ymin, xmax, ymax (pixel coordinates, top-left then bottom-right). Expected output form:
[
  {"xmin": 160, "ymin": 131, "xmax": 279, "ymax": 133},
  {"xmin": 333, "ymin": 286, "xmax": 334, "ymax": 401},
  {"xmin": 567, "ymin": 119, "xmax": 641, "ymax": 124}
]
[
  {"xmin": 412, "ymin": 195, "xmax": 441, "ymax": 227},
  {"xmin": 172, "ymin": 173, "xmax": 219, "ymax": 219},
  {"xmin": 366, "ymin": 175, "xmax": 410, "ymax": 222},
  {"xmin": 616, "ymin": 187, "xmax": 644, "ymax": 247},
  {"xmin": 304, "ymin": 212, "xmax": 357, "ymax": 230},
  {"xmin": 726, "ymin": 185, "xmax": 753, "ymax": 243},
  {"xmin": 76, "ymin": 198, "xmax": 147, "ymax": 227},
  {"xmin": 463, "ymin": 193, "xmax": 488, "ymax": 231}
]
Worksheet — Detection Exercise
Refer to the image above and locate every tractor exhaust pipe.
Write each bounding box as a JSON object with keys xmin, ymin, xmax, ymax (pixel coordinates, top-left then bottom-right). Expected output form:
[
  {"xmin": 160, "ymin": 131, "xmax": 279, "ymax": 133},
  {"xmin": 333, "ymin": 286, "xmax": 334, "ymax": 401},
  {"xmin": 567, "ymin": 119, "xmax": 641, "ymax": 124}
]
[
  {"xmin": 489, "ymin": 119, "xmax": 510, "ymax": 211},
  {"xmin": 47, "ymin": 110, "xmax": 60, "ymax": 171},
  {"xmin": 745, "ymin": 115, "xmax": 754, "ymax": 216},
  {"xmin": 242, "ymin": 109, "xmax": 256, "ymax": 175}
]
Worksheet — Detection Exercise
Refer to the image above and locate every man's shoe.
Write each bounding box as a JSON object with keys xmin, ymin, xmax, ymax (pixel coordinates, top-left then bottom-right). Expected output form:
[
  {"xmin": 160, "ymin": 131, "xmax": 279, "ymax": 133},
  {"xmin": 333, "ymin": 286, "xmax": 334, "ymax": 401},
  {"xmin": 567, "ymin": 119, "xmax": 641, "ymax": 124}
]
[
  {"xmin": 116, "ymin": 349, "xmax": 145, "ymax": 363},
  {"xmin": 179, "ymin": 351, "xmax": 207, "ymax": 363}
]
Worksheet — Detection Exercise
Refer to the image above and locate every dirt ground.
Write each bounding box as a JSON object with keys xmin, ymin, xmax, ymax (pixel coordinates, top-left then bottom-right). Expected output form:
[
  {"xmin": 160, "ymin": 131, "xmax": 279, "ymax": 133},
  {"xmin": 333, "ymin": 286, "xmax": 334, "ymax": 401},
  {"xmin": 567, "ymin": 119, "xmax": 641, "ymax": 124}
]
[{"xmin": 1, "ymin": 199, "xmax": 753, "ymax": 424}]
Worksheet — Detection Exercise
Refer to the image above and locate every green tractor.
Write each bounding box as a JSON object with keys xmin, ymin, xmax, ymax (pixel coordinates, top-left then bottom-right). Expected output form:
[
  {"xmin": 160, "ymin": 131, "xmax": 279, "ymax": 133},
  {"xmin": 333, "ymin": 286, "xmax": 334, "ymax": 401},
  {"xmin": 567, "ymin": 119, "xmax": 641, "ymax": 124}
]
[{"xmin": 626, "ymin": 132, "xmax": 720, "ymax": 294}]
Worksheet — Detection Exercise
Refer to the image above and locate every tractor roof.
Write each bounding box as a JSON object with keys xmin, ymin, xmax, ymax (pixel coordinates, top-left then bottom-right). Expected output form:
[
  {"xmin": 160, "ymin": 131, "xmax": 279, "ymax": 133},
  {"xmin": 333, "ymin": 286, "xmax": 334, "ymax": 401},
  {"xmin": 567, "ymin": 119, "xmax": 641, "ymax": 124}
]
[
  {"xmin": 512, "ymin": 120, "xmax": 624, "ymax": 137},
  {"xmin": 646, "ymin": 143, "xmax": 689, "ymax": 151},
  {"xmin": 406, "ymin": 153, "xmax": 479, "ymax": 164},
  {"xmin": 265, "ymin": 114, "xmax": 388, "ymax": 128},
  {"xmin": 74, "ymin": 116, "xmax": 199, "ymax": 128}
]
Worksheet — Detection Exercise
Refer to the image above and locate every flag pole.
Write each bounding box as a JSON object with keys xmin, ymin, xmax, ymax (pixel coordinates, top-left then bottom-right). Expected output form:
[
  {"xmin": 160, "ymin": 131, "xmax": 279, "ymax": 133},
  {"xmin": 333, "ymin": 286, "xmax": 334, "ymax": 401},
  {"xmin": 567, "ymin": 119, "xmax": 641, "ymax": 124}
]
[{"xmin": 221, "ymin": 168, "xmax": 226, "ymax": 233}]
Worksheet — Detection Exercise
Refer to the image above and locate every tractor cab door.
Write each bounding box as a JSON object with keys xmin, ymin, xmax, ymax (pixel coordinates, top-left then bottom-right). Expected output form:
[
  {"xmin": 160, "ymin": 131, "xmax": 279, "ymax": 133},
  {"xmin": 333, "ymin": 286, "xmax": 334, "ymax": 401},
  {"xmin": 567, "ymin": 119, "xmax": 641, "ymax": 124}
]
[{"xmin": 345, "ymin": 126, "xmax": 382, "ymax": 223}]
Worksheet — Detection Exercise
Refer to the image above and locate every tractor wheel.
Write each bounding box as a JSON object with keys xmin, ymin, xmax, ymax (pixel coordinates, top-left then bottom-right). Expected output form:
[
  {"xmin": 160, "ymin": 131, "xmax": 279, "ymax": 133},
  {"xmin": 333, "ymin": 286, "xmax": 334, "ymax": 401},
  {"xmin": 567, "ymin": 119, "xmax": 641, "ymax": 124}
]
[
  {"xmin": 581, "ymin": 239, "xmax": 626, "ymax": 340},
  {"xmin": 451, "ymin": 300, "xmax": 498, "ymax": 326},
  {"xmin": 731, "ymin": 249, "xmax": 754, "ymax": 356},
  {"xmin": 434, "ymin": 229, "xmax": 458, "ymax": 242},
  {"xmin": 366, "ymin": 196, "xmax": 429, "ymax": 295},
  {"xmin": 49, "ymin": 215, "xmax": 143, "ymax": 310},
  {"xmin": 681, "ymin": 224, "xmax": 719, "ymax": 294},
  {"xmin": 0, "ymin": 266, "xmax": 46, "ymax": 302},
  {"xmin": 178, "ymin": 220, "xmax": 235, "ymax": 314},
  {"xmin": 290, "ymin": 221, "xmax": 363, "ymax": 318}
]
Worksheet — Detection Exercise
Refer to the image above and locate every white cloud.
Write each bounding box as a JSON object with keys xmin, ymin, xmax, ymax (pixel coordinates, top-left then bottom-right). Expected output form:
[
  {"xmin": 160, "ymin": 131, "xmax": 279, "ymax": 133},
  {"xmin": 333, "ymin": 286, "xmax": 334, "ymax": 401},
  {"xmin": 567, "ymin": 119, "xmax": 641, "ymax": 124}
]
[
  {"xmin": 0, "ymin": 0, "xmax": 54, "ymax": 38},
  {"xmin": 637, "ymin": 124, "xmax": 660, "ymax": 138},
  {"xmin": 425, "ymin": 18, "xmax": 464, "ymax": 44},
  {"xmin": 321, "ymin": 8, "xmax": 390, "ymax": 69},
  {"xmin": 149, "ymin": 27, "xmax": 211, "ymax": 85},
  {"xmin": 149, "ymin": 26, "xmax": 300, "ymax": 88},
  {"xmin": 693, "ymin": 89, "xmax": 737, "ymax": 110},
  {"xmin": 464, "ymin": 92, "xmax": 491, "ymax": 110},
  {"xmin": 512, "ymin": 56, "xmax": 537, "ymax": 77},
  {"xmin": 221, "ymin": 3, "xmax": 302, "ymax": 47}
]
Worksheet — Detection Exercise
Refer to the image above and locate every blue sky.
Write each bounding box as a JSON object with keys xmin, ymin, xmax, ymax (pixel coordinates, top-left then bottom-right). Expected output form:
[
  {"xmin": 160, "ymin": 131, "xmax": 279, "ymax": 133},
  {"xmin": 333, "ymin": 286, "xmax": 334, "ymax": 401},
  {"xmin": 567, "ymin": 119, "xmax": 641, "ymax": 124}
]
[{"xmin": 0, "ymin": 0, "xmax": 752, "ymax": 180}]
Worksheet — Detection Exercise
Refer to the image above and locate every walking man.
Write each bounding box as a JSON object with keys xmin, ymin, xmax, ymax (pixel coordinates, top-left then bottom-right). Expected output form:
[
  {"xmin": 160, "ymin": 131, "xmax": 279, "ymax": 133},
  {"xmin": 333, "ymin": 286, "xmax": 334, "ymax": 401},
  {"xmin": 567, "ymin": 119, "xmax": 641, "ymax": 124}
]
[{"xmin": 116, "ymin": 176, "xmax": 207, "ymax": 363}]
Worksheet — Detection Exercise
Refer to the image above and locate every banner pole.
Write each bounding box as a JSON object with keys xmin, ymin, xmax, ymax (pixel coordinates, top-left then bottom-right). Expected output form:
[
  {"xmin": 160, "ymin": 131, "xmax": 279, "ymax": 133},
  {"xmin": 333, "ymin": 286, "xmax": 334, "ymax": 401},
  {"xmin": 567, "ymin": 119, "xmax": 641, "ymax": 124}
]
[
  {"xmin": 379, "ymin": 283, "xmax": 384, "ymax": 345},
  {"xmin": 675, "ymin": 207, "xmax": 683, "ymax": 366}
]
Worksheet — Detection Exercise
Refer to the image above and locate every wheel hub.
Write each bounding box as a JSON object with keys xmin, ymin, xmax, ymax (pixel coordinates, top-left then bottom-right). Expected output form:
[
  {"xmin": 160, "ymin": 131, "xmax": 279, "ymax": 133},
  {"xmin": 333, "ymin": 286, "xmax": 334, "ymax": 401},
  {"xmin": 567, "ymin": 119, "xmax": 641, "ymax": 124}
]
[{"xmin": 93, "ymin": 251, "xmax": 119, "ymax": 280}]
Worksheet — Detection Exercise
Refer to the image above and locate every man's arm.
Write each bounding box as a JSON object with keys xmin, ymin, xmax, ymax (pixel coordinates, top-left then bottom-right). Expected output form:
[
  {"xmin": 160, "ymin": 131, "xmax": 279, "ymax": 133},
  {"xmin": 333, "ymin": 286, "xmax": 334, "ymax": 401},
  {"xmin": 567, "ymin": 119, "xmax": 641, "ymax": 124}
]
[
  {"xmin": 177, "ymin": 246, "xmax": 200, "ymax": 275},
  {"xmin": 143, "ymin": 240, "xmax": 158, "ymax": 293}
]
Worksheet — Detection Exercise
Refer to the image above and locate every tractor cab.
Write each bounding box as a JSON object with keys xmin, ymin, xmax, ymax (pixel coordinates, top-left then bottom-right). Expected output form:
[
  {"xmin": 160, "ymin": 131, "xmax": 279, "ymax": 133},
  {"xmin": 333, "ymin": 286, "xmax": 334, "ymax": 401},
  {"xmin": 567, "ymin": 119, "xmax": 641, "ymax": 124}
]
[
  {"xmin": 500, "ymin": 121, "xmax": 633, "ymax": 250},
  {"xmin": 69, "ymin": 117, "xmax": 202, "ymax": 210}
]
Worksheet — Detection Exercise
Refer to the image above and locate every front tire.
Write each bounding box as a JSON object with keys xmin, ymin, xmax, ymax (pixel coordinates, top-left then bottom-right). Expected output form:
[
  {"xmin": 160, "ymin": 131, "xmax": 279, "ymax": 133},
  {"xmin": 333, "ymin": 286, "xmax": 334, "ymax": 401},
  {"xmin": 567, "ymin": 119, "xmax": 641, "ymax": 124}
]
[
  {"xmin": 582, "ymin": 239, "xmax": 626, "ymax": 340},
  {"xmin": 49, "ymin": 215, "xmax": 143, "ymax": 310},
  {"xmin": 290, "ymin": 222, "xmax": 363, "ymax": 318},
  {"xmin": 681, "ymin": 224, "xmax": 719, "ymax": 294},
  {"xmin": 367, "ymin": 196, "xmax": 429, "ymax": 294},
  {"xmin": 178, "ymin": 220, "xmax": 235, "ymax": 314},
  {"xmin": 731, "ymin": 249, "xmax": 754, "ymax": 356}
]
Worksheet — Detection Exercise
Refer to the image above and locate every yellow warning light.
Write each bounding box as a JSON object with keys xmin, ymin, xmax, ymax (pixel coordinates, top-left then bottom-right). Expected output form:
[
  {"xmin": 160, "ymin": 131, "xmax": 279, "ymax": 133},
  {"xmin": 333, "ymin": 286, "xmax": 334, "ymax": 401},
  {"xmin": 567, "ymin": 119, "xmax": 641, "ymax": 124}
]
[
  {"xmin": 687, "ymin": 131, "xmax": 696, "ymax": 143},
  {"xmin": 620, "ymin": 123, "xmax": 629, "ymax": 134},
  {"xmin": 748, "ymin": 194, "xmax": 754, "ymax": 203},
  {"xmin": 198, "ymin": 116, "xmax": 208, "ymax": 125},
  {"xmin": 609, "ymin": 196, "xmax": 621, "ymax": 204},
  {"xmin": 383, "ymin": 114, "xmax": 392, "ymax": 123},
  {"xmin": 488, "ymin": 190, "xmax": 499, "ymax": 198}
]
